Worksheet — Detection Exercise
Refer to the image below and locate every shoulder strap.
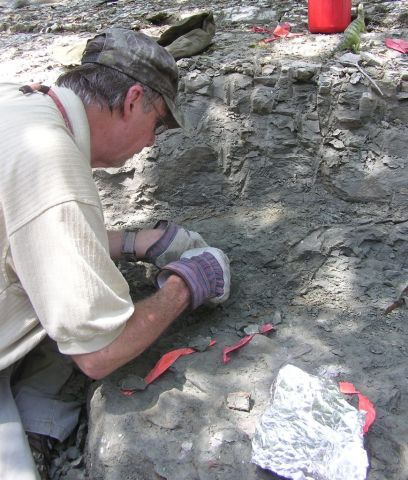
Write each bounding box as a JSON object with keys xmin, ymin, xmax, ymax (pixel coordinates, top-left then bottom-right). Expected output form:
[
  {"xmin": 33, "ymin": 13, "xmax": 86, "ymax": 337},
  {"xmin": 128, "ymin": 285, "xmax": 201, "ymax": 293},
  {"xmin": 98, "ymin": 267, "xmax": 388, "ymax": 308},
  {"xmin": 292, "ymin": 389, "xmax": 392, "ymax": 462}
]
[{"xmin": 19, "ymin": 83, "xmax": 74, "ymax": 134}]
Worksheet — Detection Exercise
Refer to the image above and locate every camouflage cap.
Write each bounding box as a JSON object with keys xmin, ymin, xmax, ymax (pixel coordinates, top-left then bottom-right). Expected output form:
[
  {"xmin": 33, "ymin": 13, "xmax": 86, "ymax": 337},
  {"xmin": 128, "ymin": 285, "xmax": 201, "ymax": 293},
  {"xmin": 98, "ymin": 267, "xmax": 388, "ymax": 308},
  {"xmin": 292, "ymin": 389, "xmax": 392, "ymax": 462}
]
[{"xmin": 81, "ymin": 28, "xmax": 183, "ymax": 129}]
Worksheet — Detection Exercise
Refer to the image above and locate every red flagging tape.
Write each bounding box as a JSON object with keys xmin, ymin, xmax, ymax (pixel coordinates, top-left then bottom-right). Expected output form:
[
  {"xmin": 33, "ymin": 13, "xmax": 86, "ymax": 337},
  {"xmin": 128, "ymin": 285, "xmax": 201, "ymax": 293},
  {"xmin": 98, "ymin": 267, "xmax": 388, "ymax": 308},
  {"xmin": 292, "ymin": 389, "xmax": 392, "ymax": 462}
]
[
  {"xmin": 251, "ymin": 25, "xmax": 276, "ymax": 35},
  {"xmin": 223, "ymin": 336, "xmax": 253, "ymax": 363},
  {"xmin": 143, "ymin": 339, "xmax": 217, "ymax": 386},
  {"xmin": 222, "ymin": 323, "xmax": 274, "ymax": 364},
  {"xmin": 144, "ymin": 348, "xmax": 195, "ymax": 385},
  {"xmin": 339, "ymin": 381, "xmax": 376, "ymax": 434},
  {"xmin": 123, "ymin": 323, "xmax": 275, "ymax": 395},
  {"xmin": 251, "ymin": 23, "xmax": 303, "ymax": 43},
  {"xmin": 385, "ymin": 38, "xmax": 408, "ymax": 54}
]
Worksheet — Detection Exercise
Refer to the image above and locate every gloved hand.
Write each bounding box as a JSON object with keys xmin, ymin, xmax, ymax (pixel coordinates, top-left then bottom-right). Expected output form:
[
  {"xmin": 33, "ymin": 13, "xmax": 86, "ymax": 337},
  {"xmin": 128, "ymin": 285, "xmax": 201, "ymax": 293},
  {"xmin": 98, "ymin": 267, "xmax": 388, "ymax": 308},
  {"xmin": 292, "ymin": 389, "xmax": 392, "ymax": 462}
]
[
  {"xmin": 156, "ymin": 247, "xmax": 230, "ymax": 310},
  {"xmin": 143, "ymin": 220, "xmax": 208, "ymax": 268}
]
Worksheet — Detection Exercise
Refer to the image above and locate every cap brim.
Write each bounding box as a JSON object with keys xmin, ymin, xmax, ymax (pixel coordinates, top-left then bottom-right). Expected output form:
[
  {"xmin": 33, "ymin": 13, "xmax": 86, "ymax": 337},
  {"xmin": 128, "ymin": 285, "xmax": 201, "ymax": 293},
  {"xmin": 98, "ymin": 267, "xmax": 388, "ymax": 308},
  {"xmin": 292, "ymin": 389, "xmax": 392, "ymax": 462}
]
[{"xmin": 162, "ymin": 94, "xmax": 186, "ymax": 131}]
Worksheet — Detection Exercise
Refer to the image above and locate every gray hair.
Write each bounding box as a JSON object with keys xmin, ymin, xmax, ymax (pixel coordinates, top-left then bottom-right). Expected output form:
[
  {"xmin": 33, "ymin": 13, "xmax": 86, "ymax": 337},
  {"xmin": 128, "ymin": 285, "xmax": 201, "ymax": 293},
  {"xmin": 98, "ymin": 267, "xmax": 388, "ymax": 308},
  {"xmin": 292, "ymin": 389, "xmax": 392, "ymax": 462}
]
[{"xmin": 56, "ymin": 63, "xmax": 162, "ymax": 114}]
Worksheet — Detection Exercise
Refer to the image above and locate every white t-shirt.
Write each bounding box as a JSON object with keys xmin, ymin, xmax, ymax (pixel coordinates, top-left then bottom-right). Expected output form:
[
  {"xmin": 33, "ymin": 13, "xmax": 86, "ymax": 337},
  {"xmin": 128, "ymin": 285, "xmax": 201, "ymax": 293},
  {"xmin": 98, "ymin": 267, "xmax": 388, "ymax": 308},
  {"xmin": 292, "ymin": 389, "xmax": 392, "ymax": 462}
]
[{"xmin": 0, "ymin": 83, "xmax": 134, "ymax": 369}]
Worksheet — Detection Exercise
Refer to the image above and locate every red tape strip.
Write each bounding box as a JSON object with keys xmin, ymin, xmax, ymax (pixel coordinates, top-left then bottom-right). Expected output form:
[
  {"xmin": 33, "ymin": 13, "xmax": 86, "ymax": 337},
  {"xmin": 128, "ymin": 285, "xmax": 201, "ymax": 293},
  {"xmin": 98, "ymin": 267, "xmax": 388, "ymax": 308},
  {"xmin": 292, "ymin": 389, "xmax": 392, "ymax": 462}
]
[
  {"xmin": 338, "ymin": 381, "xmax": 376, "ymax": 434},
  {"xmin": 122, "ymin": 322, "xmax": 275, "ymax": 395},
  {"xmin": 144, "ymin": 348, "xmax": 195, "ymax": 385},
  {"xmin": 251, "ymin": 23, "xmax": 303, "ymax": 43},
  {"xmin": 223, "ymin": 323, "xmax": 274, "ymax": 364},
  {"xmin": 143, "ymin": 339, "xmax": 217, "ymax": 386},
  {"xmin": 385, "ymin": 38, "xmax": 408, "ymax": 54}
]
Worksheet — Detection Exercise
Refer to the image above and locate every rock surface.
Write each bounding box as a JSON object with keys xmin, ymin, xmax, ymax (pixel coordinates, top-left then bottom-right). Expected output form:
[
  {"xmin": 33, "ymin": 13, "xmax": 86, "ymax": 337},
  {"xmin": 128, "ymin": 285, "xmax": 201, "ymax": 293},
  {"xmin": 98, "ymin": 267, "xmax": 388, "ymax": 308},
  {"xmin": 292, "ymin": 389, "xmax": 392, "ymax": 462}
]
[{"xmin": 1, "ymin": 0, "xmax": 408, "ymax": 479}]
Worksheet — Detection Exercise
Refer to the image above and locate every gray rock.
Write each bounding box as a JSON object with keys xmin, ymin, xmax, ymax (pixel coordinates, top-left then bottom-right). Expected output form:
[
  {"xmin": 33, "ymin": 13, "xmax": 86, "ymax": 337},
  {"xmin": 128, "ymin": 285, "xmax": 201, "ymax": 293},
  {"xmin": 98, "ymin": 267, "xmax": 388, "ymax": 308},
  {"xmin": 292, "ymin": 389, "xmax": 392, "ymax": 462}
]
[
  {"xmin": 217, "ymin": 6, "xmax": 278, "ymax": 25},
  {"xmin": 250, "ymin": 86, "xmax": 275, "ymax": 114},
  {"xmin": 184, "ymin": 72, "xmax": 211, "ymax": 93},
  {"xmin": 359, "ymin": 91, "xmax": 377, "ymax": 120},
  {"xmin": 119, "ymin": 374, "xmax": 147, "ymax": 392},
  {"xmin": 141, "ymin": 389, "xmax": 202, "ymax": 429}
]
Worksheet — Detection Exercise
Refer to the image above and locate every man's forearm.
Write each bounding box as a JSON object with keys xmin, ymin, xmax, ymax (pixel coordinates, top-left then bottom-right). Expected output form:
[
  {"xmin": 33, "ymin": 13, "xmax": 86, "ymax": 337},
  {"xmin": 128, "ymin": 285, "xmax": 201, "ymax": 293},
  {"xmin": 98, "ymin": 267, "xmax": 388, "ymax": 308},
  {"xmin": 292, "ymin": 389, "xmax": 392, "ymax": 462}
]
[
  {"xmin": 107, "ymin": 230, "xmax": 123, "ymax": 259},
  {"xmin": 71, "ymin": 274, "xmax": 190, "ymax": 379}
]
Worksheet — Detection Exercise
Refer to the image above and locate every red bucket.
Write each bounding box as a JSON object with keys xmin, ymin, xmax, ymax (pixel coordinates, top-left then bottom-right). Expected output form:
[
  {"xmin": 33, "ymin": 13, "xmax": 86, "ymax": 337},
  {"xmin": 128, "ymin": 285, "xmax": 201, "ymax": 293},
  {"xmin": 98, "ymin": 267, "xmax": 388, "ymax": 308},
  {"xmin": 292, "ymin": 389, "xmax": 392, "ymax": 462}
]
[{"xmin": 308, "ymin": 0, "xmax": 351, "ymax": 33}]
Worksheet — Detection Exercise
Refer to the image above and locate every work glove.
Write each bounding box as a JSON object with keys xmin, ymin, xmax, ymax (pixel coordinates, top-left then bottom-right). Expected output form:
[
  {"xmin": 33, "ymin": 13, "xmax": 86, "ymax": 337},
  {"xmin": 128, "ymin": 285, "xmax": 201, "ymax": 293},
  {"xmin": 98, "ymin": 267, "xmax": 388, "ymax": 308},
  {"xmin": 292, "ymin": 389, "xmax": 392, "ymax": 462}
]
[
  {"xmin": 143, "ymin": 220, "xmax": 208, "ymax": 268},
  {"xmin": 156, "ymin": 247, "xmax": 230, "ymax": 310}
]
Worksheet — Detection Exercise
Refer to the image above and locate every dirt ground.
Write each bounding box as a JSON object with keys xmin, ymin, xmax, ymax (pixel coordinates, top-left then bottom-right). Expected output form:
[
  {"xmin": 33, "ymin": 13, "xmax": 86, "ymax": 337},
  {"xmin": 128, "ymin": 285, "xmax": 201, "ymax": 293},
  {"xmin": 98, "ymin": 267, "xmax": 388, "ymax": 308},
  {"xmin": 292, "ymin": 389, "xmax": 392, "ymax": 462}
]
[{"xmin": 1, "ymin": 0, "xmax": 408, "ymax": 479}]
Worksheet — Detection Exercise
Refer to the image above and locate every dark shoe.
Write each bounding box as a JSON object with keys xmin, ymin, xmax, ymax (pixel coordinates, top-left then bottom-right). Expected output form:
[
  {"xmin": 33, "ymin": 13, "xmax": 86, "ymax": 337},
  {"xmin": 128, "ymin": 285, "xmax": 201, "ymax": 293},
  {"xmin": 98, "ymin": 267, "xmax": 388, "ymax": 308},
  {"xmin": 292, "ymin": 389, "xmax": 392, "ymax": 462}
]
[{"xmin": 27, "ymin": 432, "xmax": 53, "ymax": 480}]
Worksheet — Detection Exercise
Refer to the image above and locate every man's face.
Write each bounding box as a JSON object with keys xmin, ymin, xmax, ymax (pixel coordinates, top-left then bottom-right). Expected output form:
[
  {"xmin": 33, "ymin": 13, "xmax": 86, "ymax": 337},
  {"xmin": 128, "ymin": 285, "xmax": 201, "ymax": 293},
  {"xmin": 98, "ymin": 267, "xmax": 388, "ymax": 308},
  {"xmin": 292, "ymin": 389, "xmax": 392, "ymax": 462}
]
[{"xmin": 90, "ymin": 86, "xmax": 169, "ymax": 169}]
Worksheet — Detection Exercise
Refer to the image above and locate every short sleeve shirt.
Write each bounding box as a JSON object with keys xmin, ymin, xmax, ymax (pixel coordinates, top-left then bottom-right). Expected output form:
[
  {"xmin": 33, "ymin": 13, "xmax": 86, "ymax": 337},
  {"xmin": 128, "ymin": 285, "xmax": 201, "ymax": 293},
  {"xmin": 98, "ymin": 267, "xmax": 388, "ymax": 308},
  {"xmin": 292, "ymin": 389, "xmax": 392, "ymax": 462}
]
[{"xmin": 0, "ymin": 83, "xmax": 134, "ymax": 369}]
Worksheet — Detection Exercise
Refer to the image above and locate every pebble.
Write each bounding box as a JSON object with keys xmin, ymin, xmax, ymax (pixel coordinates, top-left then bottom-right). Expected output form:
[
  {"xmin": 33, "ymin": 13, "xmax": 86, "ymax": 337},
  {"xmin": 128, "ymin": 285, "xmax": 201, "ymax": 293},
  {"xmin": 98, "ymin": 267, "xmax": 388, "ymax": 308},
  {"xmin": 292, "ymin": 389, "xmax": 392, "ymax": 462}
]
[
  {"xmin": 226, "ymin": 391, "xmax": 252, "ymax": 412},
  {"xmin": 243, "ymin": 324, "xmax": 261, "ymax": 335},
  {"xmin": 66, "ymin": 446, "xmax": 81, "ymax": 461}
]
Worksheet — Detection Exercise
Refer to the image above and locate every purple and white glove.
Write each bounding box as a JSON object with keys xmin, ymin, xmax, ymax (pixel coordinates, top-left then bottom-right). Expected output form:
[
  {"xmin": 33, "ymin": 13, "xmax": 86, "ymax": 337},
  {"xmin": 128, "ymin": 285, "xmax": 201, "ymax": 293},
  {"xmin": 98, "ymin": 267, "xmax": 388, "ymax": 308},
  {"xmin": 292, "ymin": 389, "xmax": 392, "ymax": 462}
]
[
  {"xmin": 143, "ymin": 220, "xmax": 208, "ymax": 268},
  {"xmin": 156, "ymin": 247, "xmax": 230, "ymax": 310}
]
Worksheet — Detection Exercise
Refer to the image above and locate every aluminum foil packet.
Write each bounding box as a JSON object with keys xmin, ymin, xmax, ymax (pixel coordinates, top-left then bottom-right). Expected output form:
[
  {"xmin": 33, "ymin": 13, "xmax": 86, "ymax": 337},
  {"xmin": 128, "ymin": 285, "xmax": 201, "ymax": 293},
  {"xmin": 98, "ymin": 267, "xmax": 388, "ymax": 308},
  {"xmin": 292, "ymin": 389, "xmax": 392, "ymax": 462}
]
[{"xmin": 252, "ymin": 364, "xmax": 368, "ymax": 480}]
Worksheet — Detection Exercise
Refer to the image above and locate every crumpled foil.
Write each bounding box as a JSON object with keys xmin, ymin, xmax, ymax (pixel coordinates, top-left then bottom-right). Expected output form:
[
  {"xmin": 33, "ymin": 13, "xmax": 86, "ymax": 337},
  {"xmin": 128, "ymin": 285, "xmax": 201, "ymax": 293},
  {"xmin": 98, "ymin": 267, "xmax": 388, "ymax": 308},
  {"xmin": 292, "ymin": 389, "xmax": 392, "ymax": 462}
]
[{"xmin": 252, "ymin": 364, "xmax": 368, "ymax": 480}]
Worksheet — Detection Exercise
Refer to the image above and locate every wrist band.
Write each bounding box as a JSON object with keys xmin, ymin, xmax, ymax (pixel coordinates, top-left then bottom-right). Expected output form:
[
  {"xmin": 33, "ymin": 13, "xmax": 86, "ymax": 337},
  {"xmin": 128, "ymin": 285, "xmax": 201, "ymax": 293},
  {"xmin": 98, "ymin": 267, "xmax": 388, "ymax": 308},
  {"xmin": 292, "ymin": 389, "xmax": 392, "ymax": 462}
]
[{"xmin": 121, "ymin": 230, "xmax": 138, "ymax": 258}]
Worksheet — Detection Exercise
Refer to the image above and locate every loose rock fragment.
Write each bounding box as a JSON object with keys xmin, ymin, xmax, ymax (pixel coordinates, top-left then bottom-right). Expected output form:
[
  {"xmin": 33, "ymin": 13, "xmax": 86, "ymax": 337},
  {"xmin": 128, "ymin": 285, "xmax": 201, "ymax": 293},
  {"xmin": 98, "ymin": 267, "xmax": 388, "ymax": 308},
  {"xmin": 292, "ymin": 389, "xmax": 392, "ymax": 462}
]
[
  {"xmin": 243, "ymin": 324, "xmax": 261, "ymax": 335},
  {"xmin": 119, "ymin": 374, "xmax": 147, "ymax": 392},
  {"xmin": 273, "ymin": 310, "xmax": 282, "ymax": 325},
  {"xmin": 227, "ymin": 391, "xmax": 252, "ymax": 412},
  {"xmin": 188, "ymin": 335, "xmax": 213, "ymax": 352}
]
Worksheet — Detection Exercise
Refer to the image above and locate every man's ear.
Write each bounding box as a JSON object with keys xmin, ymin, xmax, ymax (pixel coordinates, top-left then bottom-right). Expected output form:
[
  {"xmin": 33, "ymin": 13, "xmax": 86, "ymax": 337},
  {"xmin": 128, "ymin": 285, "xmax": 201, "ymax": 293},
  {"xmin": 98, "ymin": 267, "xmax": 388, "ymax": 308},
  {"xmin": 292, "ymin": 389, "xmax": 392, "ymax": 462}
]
[{"xmin": 123, "ymin": 84, "xmax": 144, "ymax": 117}]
